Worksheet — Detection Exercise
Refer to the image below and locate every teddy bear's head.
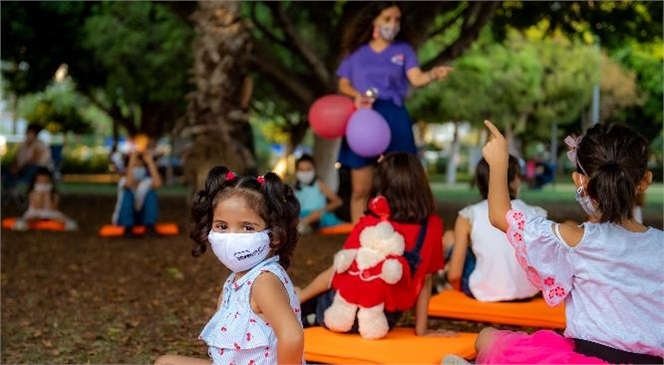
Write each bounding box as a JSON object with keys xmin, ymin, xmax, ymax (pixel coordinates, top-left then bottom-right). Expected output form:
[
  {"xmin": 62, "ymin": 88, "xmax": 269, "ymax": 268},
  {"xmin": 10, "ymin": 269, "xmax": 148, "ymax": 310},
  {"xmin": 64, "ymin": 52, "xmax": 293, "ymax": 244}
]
[{"xmin": 356, "ymin": 220, "xmax": 405, "ymax": 271}]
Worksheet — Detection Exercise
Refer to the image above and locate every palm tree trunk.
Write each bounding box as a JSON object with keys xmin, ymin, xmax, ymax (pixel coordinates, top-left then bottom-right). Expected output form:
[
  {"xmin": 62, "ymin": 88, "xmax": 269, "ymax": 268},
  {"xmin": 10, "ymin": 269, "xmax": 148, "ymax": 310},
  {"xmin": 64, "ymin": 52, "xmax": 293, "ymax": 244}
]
[{"xmin": 183, "ymin": 0, "xmax": 257, "ymax": 195}]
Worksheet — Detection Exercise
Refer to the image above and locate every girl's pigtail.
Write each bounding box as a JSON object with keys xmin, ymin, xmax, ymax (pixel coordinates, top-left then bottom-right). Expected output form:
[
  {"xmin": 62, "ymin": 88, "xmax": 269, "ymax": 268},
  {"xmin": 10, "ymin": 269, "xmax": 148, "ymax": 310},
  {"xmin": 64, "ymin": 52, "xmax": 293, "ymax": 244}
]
[
  {"xmin": 189, "ymin": 166, "xmax": 235, "ymax": 257},
  {"xmin": 261, "ymin": 172, "xmax": 300, "ymax": 269}
]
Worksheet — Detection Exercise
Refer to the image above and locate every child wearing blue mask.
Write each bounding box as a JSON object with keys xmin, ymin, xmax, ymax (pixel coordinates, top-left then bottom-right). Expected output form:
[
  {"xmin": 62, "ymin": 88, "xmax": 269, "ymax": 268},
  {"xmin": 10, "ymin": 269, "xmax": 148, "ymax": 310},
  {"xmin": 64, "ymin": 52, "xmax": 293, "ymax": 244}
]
[
  {"xmin": 155, "ymin": 167, "xmax": 304, "ymax": 365},
  {"xmin": 294, "ymin": 154, "xmax": 344, "ymax": 234},
  {"xmin": 111, "ymin": 149, "xmax": 162, "ymax": 236}
]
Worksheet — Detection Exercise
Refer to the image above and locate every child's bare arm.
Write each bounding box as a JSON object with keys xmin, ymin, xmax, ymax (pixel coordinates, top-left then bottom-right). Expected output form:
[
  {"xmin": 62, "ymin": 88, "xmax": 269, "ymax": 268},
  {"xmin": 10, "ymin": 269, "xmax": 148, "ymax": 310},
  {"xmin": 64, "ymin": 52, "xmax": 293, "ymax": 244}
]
[
  {"xmin": 482, "ymin": 120, "xmax": 511, "ymax": 232},
  {"xmin": 318, "ymin": 181, "xmax": 343, "ymax": 213},
  {"xmin": 447, "ymin": 216, "xmax": 471, "ymax": 289},
  {"xmin": 296, "ymin": 265, "xmax": 334, "ymax": 303},
  {"xmin": 253, "ymin": 273, "xmax": 304, "ymax": 365},
  {"xmin": 414, "ymin": 274, "xmax": 433, "ymax": 335}
]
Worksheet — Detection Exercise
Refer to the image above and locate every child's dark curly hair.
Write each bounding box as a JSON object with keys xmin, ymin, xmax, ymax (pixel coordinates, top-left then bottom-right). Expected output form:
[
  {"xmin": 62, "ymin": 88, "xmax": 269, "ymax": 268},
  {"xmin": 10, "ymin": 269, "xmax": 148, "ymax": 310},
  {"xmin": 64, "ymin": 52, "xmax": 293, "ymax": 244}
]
[{"xmin": 189, "ymin": 166, "xmax": 301, "ymax": 269}]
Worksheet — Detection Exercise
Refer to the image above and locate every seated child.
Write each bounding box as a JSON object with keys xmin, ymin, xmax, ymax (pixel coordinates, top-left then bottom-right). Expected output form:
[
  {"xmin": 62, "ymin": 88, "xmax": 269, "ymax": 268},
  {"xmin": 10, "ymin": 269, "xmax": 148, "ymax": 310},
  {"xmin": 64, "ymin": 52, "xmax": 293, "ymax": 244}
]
[
  {"xmin": 297, "ymin": 152, "xmax": 445, "ymax": 338},
  {"xmin": 474, "ymin": 121, "xmax": 663, "ymax": 364},
  {"xmin": 12, "ymin": 167, "xmax": 77, "ymax": 231},
  {"xmin": 444, "ymin": 156, "xmax": 545, "ymax": 302},
  {"xmin": 294, "ymin": 154, "xmax": 344, "ymax": 233},
  {"xmin": 111, "ymin": 149, "xmax": 162, "ymax": 235}
]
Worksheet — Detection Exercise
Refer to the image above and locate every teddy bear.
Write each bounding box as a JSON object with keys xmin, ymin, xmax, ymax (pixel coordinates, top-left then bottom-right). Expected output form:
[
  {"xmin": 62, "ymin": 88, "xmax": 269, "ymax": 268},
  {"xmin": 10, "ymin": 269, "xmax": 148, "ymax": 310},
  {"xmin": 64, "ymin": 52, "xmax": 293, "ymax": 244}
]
[{"xmin": 323, "ymin": 196, "xmax": 411, "ymax": 339}]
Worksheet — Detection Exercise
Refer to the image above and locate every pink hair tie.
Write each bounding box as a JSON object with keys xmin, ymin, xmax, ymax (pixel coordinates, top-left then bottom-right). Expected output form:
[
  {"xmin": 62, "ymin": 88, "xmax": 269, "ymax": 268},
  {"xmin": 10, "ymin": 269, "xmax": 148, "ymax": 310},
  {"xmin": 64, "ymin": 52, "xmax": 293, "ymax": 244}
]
[
  {"xmin": 225, "ymin": 171, "xmax": 236, "ymax": 180},
  {"xmin": 564, "ymin": 135, "xmax": 588, "ymax": 175},
  {"xmin": 256, "ymin": 175, "xmax": 265, "ymax": 184}
]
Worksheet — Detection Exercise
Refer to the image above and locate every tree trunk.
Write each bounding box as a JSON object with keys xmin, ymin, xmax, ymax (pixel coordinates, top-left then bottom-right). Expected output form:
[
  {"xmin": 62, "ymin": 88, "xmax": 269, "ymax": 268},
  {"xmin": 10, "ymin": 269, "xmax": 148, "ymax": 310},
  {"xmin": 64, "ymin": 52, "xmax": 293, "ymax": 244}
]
[
  {"xmin": 182, "ymin": 0, "xmax": 257, "ymax": 196},
  {"xmin": 446, "ymin": 121, "xmax": 460, "ymax": 185}
]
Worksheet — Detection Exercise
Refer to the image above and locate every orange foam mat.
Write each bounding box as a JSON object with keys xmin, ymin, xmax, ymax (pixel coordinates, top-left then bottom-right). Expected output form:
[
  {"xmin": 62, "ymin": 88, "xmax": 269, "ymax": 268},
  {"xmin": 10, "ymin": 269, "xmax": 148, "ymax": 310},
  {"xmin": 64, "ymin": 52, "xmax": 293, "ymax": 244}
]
[
  {"xmin": 2, "ymin": 217, "xmax": 65, "ymax": 231},
  {"xmin": 304, "ymin": 326, "xmax": 477, "ymax": 364},
  {"xmin": 319, "ymin": 223, "xmax": 354, "ymax": 235},
  {"xmin": 99, "ymin": 223, "xmax": 179, "ymax": 237},
  {"xmin": 428, "ymin": 290, "xmax": 565, "ymax": 329}
]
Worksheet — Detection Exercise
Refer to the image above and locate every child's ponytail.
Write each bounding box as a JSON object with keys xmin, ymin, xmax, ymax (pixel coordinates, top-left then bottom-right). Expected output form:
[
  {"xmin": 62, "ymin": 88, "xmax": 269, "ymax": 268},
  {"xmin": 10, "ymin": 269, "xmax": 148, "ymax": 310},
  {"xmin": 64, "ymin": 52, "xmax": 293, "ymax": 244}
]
[
  {"xmin": 260, "ymin": 172, "xmax": 300, "ymax": 269},
  {"xmin": 189, "ymin": 166, "xmax": 237, "ymax": 257},
  {"xmin": 588, "ymin": 162, "xmax": 636, "ymax": 223}
]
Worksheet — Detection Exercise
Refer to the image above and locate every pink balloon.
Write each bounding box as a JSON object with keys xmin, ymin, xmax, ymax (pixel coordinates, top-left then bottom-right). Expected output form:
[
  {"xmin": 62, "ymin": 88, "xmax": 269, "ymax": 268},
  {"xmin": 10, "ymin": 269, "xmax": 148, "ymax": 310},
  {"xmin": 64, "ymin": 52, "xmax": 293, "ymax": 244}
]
[
  {"xmin": 345, "ymin": 109, "xmax": 391, "ymax": 157},
  {"xmin": 308, "ymin": 95, "xmax": 355, "ymax": 139}
]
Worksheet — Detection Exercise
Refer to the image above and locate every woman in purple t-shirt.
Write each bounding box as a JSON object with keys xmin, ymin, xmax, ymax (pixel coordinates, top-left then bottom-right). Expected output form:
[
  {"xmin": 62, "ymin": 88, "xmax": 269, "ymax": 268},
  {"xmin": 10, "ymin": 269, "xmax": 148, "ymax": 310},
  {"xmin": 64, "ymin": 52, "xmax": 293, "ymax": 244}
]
[{"xmin": 336, "ymin": 2, "xmax": 453, "ymax": 223}]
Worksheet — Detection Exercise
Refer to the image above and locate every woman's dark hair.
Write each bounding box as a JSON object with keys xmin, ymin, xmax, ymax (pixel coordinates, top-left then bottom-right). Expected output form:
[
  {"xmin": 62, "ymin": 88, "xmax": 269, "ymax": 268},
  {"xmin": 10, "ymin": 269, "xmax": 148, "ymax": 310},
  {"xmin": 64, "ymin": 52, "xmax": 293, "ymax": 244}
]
[
  {"xmin": 474, "ymin": 155, "xmax": 521, "ymax": 200},
  {"xmin": 369, "ymin": 152, "xmax": 435, "ymax": 223},
  {"xmin": 341, "ymin": 1, "xmax": 412, "ymax": 55},
  {"xmin": 27, "ymin": 166, "xmax": 57, "ymax": 198},
  {"xmin": 294, "ymin": 154, "xmax": 317, "ymax": 190},
  {"xmin": 575, "ymin": 123, "xmax": 650, "ymax": 223},
  {"xmin": 189, "ymin": 166, "xmax": 301, "ymax": 269}
]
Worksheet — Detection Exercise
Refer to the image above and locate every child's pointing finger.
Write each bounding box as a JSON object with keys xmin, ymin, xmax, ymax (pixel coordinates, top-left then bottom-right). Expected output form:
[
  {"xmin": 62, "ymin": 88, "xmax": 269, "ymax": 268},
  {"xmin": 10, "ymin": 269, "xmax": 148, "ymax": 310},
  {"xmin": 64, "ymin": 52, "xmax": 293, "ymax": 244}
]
[{"xmin": 484, "ymin": 120, "xmax": 504, "ymax": 140}]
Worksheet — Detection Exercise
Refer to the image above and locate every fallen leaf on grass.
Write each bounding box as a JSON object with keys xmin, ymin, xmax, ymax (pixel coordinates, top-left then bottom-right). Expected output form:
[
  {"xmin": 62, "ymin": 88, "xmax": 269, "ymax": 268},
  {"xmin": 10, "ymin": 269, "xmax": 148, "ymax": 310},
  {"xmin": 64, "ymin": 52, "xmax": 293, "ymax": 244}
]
[{"xmin": 166, "ymin": 267, "xmax": 185, "ymax": 280}]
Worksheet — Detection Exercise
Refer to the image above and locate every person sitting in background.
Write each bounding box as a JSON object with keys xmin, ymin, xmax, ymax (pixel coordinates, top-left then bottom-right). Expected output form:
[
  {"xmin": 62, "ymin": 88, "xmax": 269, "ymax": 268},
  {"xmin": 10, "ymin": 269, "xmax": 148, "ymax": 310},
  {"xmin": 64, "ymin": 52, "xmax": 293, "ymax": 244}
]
[
  {"xmin": 294, "ymin": 154, "xmax": 345, "ymax": 234},
  {"xmin": 12, "ymin": 167, "xmax": 77, "ymax": 231},
  {"xmin": 443, "ymin": 156, "xmax": 546, "ymax": 302},
  {"xmin": 3, "ymin": 123, "xmax": 53, "ymax": 190},
  {"xmin": 111, "ymin": 149, "xmax": 162, "ymax": 236}
]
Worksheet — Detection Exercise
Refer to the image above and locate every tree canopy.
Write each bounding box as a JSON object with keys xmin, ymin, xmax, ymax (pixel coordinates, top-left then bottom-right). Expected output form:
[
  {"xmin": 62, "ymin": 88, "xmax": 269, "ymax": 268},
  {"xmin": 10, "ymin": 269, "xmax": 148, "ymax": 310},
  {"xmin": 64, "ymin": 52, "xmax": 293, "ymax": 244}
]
[{"xmin": 2, "ymin": 1, "xmax": 661, "ymax": 151}]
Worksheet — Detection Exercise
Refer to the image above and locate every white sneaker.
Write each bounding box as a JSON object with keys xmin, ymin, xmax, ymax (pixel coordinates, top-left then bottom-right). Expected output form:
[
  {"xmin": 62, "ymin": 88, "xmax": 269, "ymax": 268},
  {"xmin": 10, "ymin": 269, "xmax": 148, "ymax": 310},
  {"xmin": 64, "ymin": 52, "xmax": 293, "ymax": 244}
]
[
  {"xmin": 12, "ymin": 219, "xmax": 28, "ymax": 231},
  {"xmin": 298, "ymin": 224, "xmax": 312, "ymax": 235},
  {"xmin": 442, "ymin": 354, "xmax": 472, "ymax": 365},
  {"xmin": 64, "ymin": 219, "xmax": 78, "ymax": 231}
]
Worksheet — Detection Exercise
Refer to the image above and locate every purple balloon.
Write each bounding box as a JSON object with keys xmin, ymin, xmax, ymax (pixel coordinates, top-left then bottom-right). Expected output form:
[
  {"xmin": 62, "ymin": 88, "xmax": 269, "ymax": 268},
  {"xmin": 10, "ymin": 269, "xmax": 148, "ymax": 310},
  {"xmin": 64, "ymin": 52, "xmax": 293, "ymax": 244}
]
[{"xmin": 345, "ymin": 109, "xmax": 391, "ymax": 157}]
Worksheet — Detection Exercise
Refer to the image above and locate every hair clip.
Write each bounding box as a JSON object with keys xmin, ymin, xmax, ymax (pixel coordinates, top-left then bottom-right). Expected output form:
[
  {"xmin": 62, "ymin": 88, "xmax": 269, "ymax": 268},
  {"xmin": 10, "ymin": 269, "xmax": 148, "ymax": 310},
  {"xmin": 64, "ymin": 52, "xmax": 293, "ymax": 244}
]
[
  {"xmin": 564, "ymin": 135, "xmax": 588, "ymax": 175},
  {"xmin": 225, "ymin": 171, "xmax": 236, "ymax": 180},
  {"xmin": 256, "ymin": 175, "xmax": 265, "ymax": 184},
  {"xmin": 564, "ymin": 135, "xmax": 580, "ymax": 164}
]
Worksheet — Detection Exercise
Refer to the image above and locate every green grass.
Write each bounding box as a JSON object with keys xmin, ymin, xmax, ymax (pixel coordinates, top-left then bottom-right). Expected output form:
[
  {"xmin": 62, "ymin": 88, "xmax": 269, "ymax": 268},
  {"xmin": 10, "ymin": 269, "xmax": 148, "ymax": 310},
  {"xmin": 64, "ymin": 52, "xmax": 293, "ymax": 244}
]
[
  {"xmin": 431, "ymin": 182, "xmax": 664, "ymax": 213},
  {"xmin": 58, "ymin": 182, "xmax": 189, "ymax": 197},
  {"xmin": 56, "ymin": 181, "xmax": 664, "ymax": 213}
]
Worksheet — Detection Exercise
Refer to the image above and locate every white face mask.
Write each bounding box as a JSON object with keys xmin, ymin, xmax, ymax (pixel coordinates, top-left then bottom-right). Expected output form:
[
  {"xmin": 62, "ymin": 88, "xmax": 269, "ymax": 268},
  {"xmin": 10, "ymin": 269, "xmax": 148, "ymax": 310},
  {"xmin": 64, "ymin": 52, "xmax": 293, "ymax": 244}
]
[
  {"xmin": 208, "ymin": 230, "xmax": 271, "ymax": 273},
  {"xmin": 296, "ymin": 170, "xmax": 316, "ymax": 185},
  {"xmin": 34, "ymin": 183, "xmax": 53, "ymax": 193},
  {"xmin": 575, "ymin": 177, "xmax": 600, "ymax": 219},
  {"xmin": 132, "ymin": 167, "xmax": 147, "ymax": 181},
  {"xmin": 378, "ymin": 23, "xmax": 400, "ymax": 41}
]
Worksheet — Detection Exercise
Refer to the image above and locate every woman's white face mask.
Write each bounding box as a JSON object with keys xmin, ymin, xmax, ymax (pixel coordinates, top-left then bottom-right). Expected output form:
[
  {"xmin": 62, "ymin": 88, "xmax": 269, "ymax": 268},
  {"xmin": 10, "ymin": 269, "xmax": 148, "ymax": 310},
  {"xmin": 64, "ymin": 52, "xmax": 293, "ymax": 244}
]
[{"xmin": 377, "ymin": 23, "xmax": 400, "ymax": 41}]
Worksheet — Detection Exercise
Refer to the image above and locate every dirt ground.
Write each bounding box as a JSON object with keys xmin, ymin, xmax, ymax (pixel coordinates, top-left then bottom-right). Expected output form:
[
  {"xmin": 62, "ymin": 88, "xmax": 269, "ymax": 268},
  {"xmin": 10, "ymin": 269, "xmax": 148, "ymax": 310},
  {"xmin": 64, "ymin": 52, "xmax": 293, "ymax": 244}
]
[{"xmin": 1, "ymin": 193, "xmax": 661, "ymax": 363}]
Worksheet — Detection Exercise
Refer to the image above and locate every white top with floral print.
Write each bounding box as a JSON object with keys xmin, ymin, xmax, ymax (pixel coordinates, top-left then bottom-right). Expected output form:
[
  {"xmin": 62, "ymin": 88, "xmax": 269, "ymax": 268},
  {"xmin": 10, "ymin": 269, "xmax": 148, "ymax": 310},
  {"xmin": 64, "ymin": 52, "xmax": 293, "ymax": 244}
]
[
  {"xmin": 505, "ymin": 210, "xmax": 664, "ymax": 358},
  {"xmin": 199, "ymin": 256, "xmax": 304, "ymax": 364}
]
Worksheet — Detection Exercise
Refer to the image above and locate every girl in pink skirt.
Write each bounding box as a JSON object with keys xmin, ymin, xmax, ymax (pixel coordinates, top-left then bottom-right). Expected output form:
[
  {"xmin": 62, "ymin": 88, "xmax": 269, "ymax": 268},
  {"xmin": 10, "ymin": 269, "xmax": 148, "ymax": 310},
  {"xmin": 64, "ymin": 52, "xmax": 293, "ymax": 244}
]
[{"xmin": 476, "ymin": 121, "xmax": 663, "ymax": 364}]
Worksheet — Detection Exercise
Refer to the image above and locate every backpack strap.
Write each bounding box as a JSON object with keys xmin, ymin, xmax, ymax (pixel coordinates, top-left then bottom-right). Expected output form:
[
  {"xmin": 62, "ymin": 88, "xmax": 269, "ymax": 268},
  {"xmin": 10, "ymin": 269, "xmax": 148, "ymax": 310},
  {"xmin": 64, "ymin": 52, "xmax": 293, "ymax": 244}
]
[
  {"xmin": 412, "ymin": 217, "xmax": 428, "ymax": 257},
  {"xmin": 403, "ymin": 217, "xmax": 428, "ymax": 275}
]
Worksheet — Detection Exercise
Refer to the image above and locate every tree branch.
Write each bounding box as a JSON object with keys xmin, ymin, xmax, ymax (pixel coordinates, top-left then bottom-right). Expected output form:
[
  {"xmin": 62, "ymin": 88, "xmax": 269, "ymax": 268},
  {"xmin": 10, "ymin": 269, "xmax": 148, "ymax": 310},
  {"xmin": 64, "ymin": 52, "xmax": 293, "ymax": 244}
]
[
  {"xmin": 265, "ymin": 2, "xmax": 331, "ymax": 86},
  {"xmin": 406, "ymin": 1, "xmax": 459, "ymax": 49},
  {"xmin": 248, "ymin": 51, "xmax": 315, "ymax": 110},
  {"xmin": 422, "ymin": 1, "xmax": 500, "ymax": 69},
  {"xmin": 426, "ymin": 3, "xmax": 469, "ymax": 39},
  {"xmin": 247, "ymin": 2, "xmax": 292, "ymax": 52}
]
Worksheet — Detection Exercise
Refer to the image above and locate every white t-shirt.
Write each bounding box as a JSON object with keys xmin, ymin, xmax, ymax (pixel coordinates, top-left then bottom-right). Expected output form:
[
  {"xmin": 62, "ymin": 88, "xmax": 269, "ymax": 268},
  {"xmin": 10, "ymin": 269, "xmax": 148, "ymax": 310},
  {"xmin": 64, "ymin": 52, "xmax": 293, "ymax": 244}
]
[
  {"xmin": 460, "ymin": 199, "xmax": 546, "ymax": 302},
  {"xmin": 16, "ymin": 139, "xmax": 52, "ymax": 169}
]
